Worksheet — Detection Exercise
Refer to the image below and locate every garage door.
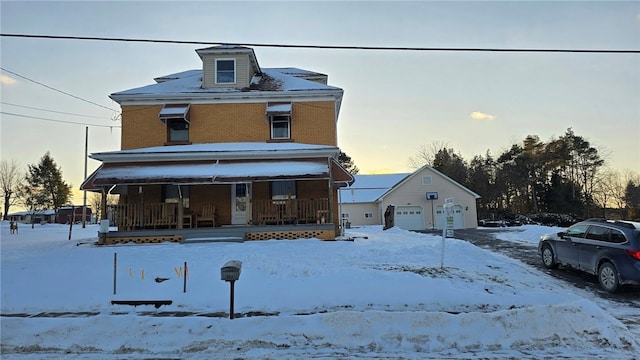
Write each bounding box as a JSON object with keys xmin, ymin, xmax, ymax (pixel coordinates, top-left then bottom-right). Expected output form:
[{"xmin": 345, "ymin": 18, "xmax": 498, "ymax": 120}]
[
  {"xmin": 394, "ymin": 206, "xmax": 425, "ymax": 231},
  {"xmin": 435, "ymin": 205, "xmax": 464, "ymax": 229}
]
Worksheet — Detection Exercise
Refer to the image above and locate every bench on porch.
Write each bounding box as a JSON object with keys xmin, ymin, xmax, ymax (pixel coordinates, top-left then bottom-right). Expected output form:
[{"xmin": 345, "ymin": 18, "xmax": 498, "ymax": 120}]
[{"xmin": 196, "ymin": 204, "xmax": 216, "ymax": 227}]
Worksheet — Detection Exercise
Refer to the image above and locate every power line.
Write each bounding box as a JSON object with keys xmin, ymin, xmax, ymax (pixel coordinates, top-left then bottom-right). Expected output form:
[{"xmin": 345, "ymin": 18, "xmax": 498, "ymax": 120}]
[
  {"xmin": 1, "ymin": 101, "xmax": 112, "ymax": 119},
  {"xmin": 0, "ymin": 111, "xmax": 122, "ymax": 128},
  {"xmin": 1, "ymin": 33, "xmax": 638, "ymax": 54},
  {"xmin": 0, "ymin": 67, "xmax": 119, "ymax": 112}
]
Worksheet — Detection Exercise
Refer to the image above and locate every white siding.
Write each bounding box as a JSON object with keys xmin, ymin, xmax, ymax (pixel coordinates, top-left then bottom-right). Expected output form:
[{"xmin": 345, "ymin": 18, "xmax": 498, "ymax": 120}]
[
  {"xmin": 201, "ymin": 54, "xmax": 252, "ymax": 89},
  {"xmin": 340, "ymin": 203, "xmax": 380, "ymax": 227},
  {"xmin": 380, "ymin": 167, "xmax": 478, "ymax": 230}
]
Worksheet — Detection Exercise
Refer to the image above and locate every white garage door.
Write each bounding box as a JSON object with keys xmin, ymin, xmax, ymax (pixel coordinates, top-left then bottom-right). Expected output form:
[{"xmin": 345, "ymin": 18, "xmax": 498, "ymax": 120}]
[
  {"xmin": 435, "ymin": 205, "xmax": 465, "ymax": 230},
  {"xmin": 394, "ymin": 206, "xmax": 425, "ymax": 231}
]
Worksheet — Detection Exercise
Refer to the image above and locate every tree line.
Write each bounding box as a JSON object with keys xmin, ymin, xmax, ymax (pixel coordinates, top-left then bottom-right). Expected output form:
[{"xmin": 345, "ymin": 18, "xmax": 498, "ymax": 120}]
[
  {"xmin": 409, "ymin": 128, "xmax": 640, "ymax": 221},
  {"xmin": 1, "ymin": 152, "xmax": 72, "ymax": 222}
]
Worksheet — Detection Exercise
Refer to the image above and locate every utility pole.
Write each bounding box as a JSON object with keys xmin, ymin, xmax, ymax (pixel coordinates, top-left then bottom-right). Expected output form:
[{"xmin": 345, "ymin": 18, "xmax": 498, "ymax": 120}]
[{"xmin": 82, "ymin": 126, "xmax": 88, "ymax": 228}]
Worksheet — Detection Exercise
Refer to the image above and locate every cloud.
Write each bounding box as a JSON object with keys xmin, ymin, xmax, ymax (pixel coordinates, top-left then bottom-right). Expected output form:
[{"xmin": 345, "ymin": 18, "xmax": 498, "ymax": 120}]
[
  {"xmin": 1, "ymin": 75, "xmax": 17, "ymax": 85},
  {"xmin": 470, "ymin": 111, "xmax": 496, "ymax": 121}
]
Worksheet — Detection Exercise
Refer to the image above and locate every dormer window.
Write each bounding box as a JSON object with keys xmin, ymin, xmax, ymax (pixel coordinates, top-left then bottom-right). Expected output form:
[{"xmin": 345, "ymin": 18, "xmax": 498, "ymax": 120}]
[{"xmin": 216, "ymin": 59, "xmax": 236, "ymax": 84}]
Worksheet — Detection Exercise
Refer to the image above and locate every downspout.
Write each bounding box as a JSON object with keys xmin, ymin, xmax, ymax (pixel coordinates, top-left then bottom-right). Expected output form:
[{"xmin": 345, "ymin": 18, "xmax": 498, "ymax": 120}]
[{"xmin": 212, "ymin": 159, "xmax": 219, "ymax": 183}]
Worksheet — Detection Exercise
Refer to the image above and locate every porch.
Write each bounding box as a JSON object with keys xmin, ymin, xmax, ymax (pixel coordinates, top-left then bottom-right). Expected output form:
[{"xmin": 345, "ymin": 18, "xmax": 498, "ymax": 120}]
[
  {"xmin": 107, "ymin": 198, "xmax": 330, "ymax": 230},
  {"xmin": 103, "ymin": 198, "xmax": 335, "ymax": 244}
]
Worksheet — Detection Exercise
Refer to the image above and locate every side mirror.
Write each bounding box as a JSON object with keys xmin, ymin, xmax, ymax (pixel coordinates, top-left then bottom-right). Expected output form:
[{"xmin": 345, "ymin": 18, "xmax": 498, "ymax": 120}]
[{"xmin": 557, "ymin": 232, "xmax": 566, "ymax": 239}]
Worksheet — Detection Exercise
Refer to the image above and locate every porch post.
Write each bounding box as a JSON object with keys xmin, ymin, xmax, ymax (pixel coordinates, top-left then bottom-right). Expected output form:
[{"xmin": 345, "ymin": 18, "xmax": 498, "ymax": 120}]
[
  {"xmin": 177, "ymin": 185, "xmax": 184, "ymax": 229},
  {"xmin": 327, "ymin": 158, "xmax": 334, "ymax": 224},
  {"xmin": 99, "ymin": 187, "xmax": 108, "ymax": 245},
  {"xmin": 327, "ymin": 179, "xmax": 334, "ymax": 224}
]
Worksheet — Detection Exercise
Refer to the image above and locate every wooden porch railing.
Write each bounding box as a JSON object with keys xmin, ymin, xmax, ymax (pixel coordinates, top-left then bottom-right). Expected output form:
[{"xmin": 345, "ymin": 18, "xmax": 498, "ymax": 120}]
[
  {"xmin": 108, "ymin": 203, "xmax": 177, "ymax": 230},
  {"xmin": 252, "ymin": 198, "xmax": 329, "ymax": 225}
]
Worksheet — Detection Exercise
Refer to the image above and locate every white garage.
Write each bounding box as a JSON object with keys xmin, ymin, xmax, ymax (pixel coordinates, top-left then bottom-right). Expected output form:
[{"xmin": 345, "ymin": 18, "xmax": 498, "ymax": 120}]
[
  {"xmin": 394, "ymin": 206, "xmax": 425, "ymax": 231},
  {"xmin": 339, "ymin": 165, "xmax": 480, "ymax": 230},
  {"xmin": 435, "ymin": 205, "xmax": 465, "ymax": 229}
]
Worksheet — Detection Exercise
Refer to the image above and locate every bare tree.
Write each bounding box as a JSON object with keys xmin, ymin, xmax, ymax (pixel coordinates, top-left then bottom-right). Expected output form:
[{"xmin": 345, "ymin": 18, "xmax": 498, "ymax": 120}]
[
  {"xmin": 407, "ymin": 141, "xmax": 449, "ymax": 170},
  {"xmin": 90, "ymin": 192, "xmax": 119, "ymax": 221},
  {"xmin": 1, "ymin": 159, "xmax": 23, "ymax": 220}
]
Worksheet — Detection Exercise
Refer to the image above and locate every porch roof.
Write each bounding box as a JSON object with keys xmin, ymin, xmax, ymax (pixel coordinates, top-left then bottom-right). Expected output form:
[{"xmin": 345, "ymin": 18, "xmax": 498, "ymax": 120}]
[{"xmin": 81, "ymin": 159, "xmax": 354, "ymax": 189}]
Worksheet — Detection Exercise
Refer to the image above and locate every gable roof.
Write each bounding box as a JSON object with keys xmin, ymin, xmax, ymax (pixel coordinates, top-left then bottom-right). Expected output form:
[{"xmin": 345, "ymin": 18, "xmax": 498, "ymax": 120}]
[
  {"xmin": 340, "ymin": 165, "xmax": 481, "ymax": 204},
  {"xmin": 340, "ymin": 173, "xmax": 410, "ymax": 203},
  {"xmin": 378, "ymin": 165, "xmax": 481, "ymax": 200}
]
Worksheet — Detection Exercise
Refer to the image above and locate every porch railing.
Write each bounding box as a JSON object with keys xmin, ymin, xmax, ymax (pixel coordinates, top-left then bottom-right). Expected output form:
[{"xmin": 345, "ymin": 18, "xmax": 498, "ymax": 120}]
[
  {"xmin": 108, "ymin": 203, "xmax": 177, "ymax": 230},
  {"xmin": 107, "ymin": 198, "xmax": 329, "ymax": 230},
  {"xmin": 252, "ymin": 198, "xmax": 329, "ymax": 225}
]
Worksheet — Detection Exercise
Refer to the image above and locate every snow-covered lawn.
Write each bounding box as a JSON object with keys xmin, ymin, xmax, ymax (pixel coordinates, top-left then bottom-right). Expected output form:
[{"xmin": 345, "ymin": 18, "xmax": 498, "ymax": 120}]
[{"xmin": 1, "ymin": 222, "xmax": 638, "ymax": 359}]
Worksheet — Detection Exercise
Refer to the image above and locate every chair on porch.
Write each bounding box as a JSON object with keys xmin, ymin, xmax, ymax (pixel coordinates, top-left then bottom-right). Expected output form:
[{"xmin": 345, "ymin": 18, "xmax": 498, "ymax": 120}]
[{"xmin": 196, "ymin": 204, "xmax": 216, "ymax": 227}]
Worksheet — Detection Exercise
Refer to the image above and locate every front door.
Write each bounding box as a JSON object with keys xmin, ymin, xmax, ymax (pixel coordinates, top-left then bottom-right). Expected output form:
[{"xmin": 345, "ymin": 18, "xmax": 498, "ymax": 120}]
[{"xmin": 231, "ymin": 183, "xmax": 251, "ymax": 225}]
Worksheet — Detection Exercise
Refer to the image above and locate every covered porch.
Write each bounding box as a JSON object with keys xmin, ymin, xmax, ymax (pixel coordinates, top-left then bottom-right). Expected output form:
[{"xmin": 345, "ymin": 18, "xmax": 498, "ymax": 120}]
[{"xmin": 82, "ymin": 156, "xmax": 354, "ymax": 244}]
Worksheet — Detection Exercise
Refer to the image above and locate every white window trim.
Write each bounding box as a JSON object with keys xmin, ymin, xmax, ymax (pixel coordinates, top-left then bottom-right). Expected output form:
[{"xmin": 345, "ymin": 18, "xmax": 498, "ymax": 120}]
[
  {"xmin": 215, "ymin": 58, "xmax": 236, "ymax": 84},
  {"xmin": 270, "ymin": 115, "xmax": 291, "ymax": 139},
  {"xmin": 364, "ymin": 212, "xmax": 373, "ymax": 218}
]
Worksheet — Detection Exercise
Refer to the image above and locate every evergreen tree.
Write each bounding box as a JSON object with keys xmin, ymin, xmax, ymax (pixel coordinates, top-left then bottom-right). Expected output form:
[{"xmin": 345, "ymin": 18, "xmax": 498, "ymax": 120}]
[
  {"xmin": 432, "ymin": 148, "xmax": 468, "ymax": 187},
  {"xmin": 338, "ymin": 151, "xmax": 360, "ymax": 175},
  {"xmin": 624, "ymin": 180, "xmax": 640, "ymax": 220},
  {"xmin": 23, "ymin": 152, "xmax": 72, "ymax": 221}
]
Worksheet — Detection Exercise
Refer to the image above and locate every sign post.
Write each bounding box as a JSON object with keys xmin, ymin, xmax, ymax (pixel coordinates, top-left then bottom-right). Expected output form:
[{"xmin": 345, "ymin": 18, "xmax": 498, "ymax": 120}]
[{"xmin": 441, "ymin": 197, "xmax": 454, "ymax": 269}]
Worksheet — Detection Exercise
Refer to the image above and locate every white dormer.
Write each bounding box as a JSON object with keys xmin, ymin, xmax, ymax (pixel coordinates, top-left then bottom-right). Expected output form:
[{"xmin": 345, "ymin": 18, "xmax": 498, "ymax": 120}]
[{"xmin": 195, "ymin": 45, "xmax": 261, "ymax": 90}]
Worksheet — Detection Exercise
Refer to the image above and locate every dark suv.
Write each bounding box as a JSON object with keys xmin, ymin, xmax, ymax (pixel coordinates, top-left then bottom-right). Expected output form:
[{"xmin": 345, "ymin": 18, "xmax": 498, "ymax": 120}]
[{"xmin": 538, "ymin": 219, "xmax": 640, "ymax": 292}]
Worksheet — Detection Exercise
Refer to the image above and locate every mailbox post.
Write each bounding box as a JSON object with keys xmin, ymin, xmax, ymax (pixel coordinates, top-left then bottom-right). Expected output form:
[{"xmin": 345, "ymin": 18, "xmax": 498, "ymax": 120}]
[{"xmin": 220, "ymin": 260, "xmax": 242, "ymax": 319}]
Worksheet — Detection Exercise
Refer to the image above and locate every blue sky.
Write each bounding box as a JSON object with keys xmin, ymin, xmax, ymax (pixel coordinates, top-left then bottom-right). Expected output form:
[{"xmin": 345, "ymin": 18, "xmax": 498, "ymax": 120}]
[{"xmin": 1, "ymin": 1, "xmax": 639, "ymax": 204}]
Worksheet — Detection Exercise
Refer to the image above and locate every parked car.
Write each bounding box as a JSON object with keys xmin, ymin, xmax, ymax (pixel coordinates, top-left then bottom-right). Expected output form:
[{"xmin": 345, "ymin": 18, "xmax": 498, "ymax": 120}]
[{"xmin": 538, "ymin": 218, "xmax": 640, "ymax": 293}]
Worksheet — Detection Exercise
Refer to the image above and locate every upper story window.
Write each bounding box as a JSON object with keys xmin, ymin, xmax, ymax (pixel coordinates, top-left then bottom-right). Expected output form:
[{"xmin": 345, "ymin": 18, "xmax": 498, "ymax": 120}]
[
  {"xmin": 422, "ymin": 176, "xmax": 433, "ymax": 185},
  {"xmin": 270, "ymin": 115, "xmax": 291, "ymax": 139},
  {"xmin": 267, "ymin": 102, "xmax": 292, "ymax": 140},
  {"xmin": 159, "ymin": 104, "xmax": 191, "ymax": 144},
  {"xmin": 167, "ymin": 119, "xmax": 189, "ymax": 143},
  {"xmin": 216, "ymin": 59, "xmax": 236, "ymax": 84}
]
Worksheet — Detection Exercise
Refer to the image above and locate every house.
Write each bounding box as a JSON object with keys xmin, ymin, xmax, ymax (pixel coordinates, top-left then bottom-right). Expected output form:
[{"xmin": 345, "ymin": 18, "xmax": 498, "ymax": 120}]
[
  {"xmin": 56, "ymin": 206, "xmax": 93, "ymax": 224},
  {"xmin": 340, "ymin": 165, "xmax": 481, "ymax": 231},
  {"xmin": 81, "ymin": 45, "xmax": 353, "ymax": 244},
  {"xmin": 8, "ymin": 210, "xmax": 56, "ymax": 224}
]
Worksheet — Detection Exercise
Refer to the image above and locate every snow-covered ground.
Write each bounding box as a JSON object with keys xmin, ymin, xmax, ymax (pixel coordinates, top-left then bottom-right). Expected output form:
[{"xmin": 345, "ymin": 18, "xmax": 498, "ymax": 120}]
[{"xmin": 1, "ymin": 222, "xmax": 638, "ymax": 359}]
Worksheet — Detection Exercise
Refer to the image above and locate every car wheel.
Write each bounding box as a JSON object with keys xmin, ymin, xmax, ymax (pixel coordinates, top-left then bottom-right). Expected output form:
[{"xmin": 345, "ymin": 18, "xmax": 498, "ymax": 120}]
[
  {"xmin": 598, "ymin": 262, "xmax": 620, "ymax": 293},
  {"xmin": 541, "ymin": 244, "xmax": 558, "ymax": 269}
]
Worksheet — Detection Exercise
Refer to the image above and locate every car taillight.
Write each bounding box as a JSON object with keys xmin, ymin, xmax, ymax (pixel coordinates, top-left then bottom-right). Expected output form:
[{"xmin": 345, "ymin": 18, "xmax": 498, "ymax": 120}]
[{"xmin": 626, "ymin": 249, "xmax": 640, "ymax": 261}]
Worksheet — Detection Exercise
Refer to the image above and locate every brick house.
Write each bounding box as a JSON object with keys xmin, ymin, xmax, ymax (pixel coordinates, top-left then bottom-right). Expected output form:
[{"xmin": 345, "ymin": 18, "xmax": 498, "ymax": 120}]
[{"xmin": 81, "ymin": 46, "xmax": 353, "ymax": 244}]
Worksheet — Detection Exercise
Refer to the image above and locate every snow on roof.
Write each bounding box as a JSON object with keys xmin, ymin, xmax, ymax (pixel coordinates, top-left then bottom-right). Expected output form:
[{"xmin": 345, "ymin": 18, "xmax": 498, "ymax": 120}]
[
  {"xmin": 111, "ymin": 68, "xmax": 340, "ymax": 98},
  {"xmin": 93, "ymin": 161, "xmax": 329, "ymax": 185},
  {"xmin": 89, "ymin": 142, "xmax": 340, "ymax": 164},
  {"xmin": 340, "ymin": 173, "xmax": 410, "ymax": 203},
  {"xmin": 93, "ymin": 142, "xmax": 336, "ymax": 156},
  {"xmin": 153, "ymin": 70, "xmax": 201, "ymax": 83}
]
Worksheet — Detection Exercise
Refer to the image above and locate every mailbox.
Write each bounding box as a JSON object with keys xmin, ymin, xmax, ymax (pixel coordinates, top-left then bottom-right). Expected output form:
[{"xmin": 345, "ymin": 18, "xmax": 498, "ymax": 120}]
[{"xmin": 221, "ymin": 260, "xmax": 242, "ymax": 282}]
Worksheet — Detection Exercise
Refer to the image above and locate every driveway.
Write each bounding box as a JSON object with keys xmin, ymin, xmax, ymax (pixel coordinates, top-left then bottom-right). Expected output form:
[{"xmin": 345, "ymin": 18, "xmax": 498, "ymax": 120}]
[{"xmin": 451, "ymin": 228, "xmax": 640, "ymax": 336}]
